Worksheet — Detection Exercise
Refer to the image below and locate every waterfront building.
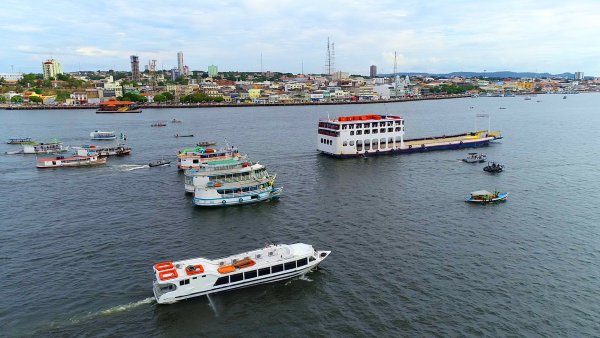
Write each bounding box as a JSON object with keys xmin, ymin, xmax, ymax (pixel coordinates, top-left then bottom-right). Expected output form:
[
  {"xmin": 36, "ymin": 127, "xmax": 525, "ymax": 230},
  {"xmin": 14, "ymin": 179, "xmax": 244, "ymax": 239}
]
[
  {"xmin": 248, "ymin": 88, "xmax": 261, "ymax": 99},
  {"xmin": 0, "ymin": 73, "xmax": 23, "ymax": 83},
  {"xmin": 208, "ymin": 65, "xmax": 218, "ymax": 77},
  {"xmin": 42, "ymin": 59, "xmax": 63, "ymax": 80},
  {"xmin": 370, "ymin": 65, "xmax": 377, "ymax": 77},
  {"xmin": 130, "ymin": 55, "xmax": 140, "ymax": 82}
]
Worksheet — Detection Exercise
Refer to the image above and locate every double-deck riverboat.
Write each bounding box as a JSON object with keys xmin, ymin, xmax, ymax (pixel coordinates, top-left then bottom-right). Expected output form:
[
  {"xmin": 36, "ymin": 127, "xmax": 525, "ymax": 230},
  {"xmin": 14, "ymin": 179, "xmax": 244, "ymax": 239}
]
[
  {"xmin": 36, "ymin": 149, "xmax": 106, "ymax": 168},
  {"xmin": 79, "ymin": 144, "xmax": 131, "ymax": 156},
  {"xmin": 177, "ymin": 147, "xmax": 243, "ymax": 170},
  {"xmin": 90, "ymin": 130, "xmax": 117, "ymax": 140},
  {"xmin": 152, "ymin": 243, "xmax": 330, "ymax": 304},
  {"xmin": 317, "ymin": 114, "xmax": 502, "ymax": 158},
  {"xmin": 23, "ymin": 140, "xmax": 69, "ymax": 154},
  {"xmin": 184, "ymin": 162, "xmax": 268, "ymax": 193},
  {"xmin": 193, "ymin": 175, "xmax": 282, "ymax": 207}
]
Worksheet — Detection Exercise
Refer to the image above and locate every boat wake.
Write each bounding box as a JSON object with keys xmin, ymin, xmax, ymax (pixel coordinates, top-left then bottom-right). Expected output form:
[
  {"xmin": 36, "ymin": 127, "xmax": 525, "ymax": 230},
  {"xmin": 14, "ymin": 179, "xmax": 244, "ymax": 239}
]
[
  {"xmin": 206, "ymin": 294, "xmax": 219, "ymax": 317},
  {"xmin": 113, "ymin": 164, "xmax": 149, "ymax": 171},
  {"xmin": 69, "ymin": 297, "xmax": 155, "ymax": 324},
  {"xmin": 298, "ymin": 275, "xmax": 313, "ymax": 282}
]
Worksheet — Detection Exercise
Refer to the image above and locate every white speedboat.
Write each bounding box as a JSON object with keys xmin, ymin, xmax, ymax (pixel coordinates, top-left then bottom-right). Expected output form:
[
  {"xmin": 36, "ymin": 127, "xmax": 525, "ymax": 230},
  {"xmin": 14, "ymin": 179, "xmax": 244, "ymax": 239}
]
[
  {"xmin": 152, "ymin": 243, "xmax": 330, "ymax": 304},
  {"xmin": 462, "ymin": 152, "xmax": 487, "ymax": 163},
  {"xmin": 90, "ymin": 130, "xmax": 117, "ymax": 140}
]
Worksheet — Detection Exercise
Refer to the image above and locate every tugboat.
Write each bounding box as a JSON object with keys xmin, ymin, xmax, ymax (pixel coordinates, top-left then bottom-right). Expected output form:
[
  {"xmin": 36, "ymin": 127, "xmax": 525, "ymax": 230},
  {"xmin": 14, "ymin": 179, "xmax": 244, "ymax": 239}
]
[
  {"xmin": 483, "ymin": 162, "xmax": 504, "ymax": 173},
  {"xmin": 462, "ymin": 152, "xmax": 487, "ymax": 163},
  {"xmin": 465, "ymin": 190, "xmax": 509, "ymax": 203}
]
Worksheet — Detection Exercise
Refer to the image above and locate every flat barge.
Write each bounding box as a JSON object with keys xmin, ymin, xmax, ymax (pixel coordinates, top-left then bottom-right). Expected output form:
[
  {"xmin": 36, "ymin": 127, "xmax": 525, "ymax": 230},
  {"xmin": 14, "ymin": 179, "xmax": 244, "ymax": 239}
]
[{"xmin": 317, "ymin": 114, "xmax": 502, "ymax": 158}]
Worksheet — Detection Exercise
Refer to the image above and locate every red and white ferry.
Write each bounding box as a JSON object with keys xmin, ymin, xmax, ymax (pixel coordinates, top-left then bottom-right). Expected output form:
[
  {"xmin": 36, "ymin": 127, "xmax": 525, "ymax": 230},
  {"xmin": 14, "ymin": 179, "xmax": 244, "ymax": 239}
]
[{"xmin": 317, "ymin": 114, "xmax": 502, "ymax": 158}]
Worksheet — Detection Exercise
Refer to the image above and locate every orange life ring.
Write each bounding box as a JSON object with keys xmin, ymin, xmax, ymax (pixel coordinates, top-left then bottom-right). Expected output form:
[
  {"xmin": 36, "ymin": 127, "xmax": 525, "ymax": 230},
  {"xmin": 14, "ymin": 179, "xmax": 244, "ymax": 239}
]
[{"xmin": 159, "ymin": 269, "xmax": 178, "ymax": 281}]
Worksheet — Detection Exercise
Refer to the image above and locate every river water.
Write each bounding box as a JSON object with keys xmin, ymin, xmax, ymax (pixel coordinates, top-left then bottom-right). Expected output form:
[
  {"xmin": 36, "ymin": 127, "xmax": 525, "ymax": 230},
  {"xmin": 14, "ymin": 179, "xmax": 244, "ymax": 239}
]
[{"xmin": 1, "ymin": 94, "xmax": 599, "ymax": 337}]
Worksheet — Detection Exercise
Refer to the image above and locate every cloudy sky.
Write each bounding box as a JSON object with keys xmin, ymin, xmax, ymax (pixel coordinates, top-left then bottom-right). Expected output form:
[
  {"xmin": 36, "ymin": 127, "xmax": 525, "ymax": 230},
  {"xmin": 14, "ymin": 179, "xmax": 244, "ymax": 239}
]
[{"xmin": 1, "ymin": 0, "xmax": 599, "ymax": 76}]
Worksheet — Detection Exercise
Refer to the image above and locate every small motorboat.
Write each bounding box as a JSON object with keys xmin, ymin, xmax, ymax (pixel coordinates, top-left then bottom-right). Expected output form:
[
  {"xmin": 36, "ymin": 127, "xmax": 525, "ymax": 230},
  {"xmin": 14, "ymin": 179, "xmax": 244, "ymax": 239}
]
[
  {"xmin": 175, "ymin": 134, "xmax": 194, "ymax": 138},
  {"xmin": 171, "ymin": 119, "xmax": 182, "ymax": 123},
  {"xmin": 465, "ymin": 190, "xmax": 509, "ymax": 203},
  {"xmin": 563, "ymin": 96, "xmax": 567, "ymax": 99},
  {"xmin": 151, "ymin": 122, "xmax": 167, "ymax": 127},
  {"xmin": 149, "ymin": 159, "xmax": 171, "ymax": 167},
  {"xmin": 499, "ymin": 107, "xmax": 506, "ymax": 109},
  {"xmin": 197, "ymin": 141, "xmax": 217, "ymax": 147},
  {"xmin": 483, "ymin": 162, "xmax": 504, "ymax": 173},
  {"xmin": 462, "ymin": 152, "xmax": 487, "ymax": 163}
]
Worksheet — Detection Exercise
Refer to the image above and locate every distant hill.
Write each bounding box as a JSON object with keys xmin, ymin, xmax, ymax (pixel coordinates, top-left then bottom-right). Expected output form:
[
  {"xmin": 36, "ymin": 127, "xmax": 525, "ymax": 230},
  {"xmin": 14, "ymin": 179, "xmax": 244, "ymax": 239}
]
[{"xmin": 383, "ymin": 71, "xmax": 576, "ymax": 79}]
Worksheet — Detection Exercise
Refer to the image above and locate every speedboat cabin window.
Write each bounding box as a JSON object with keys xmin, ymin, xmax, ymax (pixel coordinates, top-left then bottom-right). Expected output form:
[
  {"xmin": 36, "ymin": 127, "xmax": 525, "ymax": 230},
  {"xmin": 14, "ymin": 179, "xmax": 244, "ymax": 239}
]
[
  {"xmin": 395, "ymin": 127, "xmax": 401, "ymax": 132},
  {"xmin": 272, "ymin": 264, "xmax": 284, "ymax": 273},
  {"xmin": 349, "ymin": 140, "xmax": 355, "ymax": 146},
  {"xmin": 388, "ymin": 127, "xmax": 393, "ymax": 132},
  {"xmin": 343, "ymin": 141, "xmax": 347, "ymax": 146},
  {"xmin": 230, "ymin": 273, "xmax": 243, "ymax": 283},
  {"xmin": 284, "ymin": 261, "xmax": 296, "ymax": 270},
  {"xmin": 214, "ymin": 276, "xmax": 229, "ymax": 286},
  {"xmin": 309, "ymin": 256, "xmax": 316, "ymax": 262},
  {"xmin": 372, "ymin": 139, "xmax": 378, "ymax": 150},
  {"xmin": 372, "ymin": 129, "xmax": 378, "ymax": 134},
  {"xmin": 258, "ymin": 267, "xmax": 270, "ymax": 276},
  {"xmin": 297, "ymin": 257, "xmax": 308, "ymax": 267},
  {"xmin": 380, "ymin": 128, "xmax": 386, "ymax": 133},
  {"xmin": 356, "ymin": 130, "xmax": 362, "ymax": 135},
  {"xmin": 364, "ymin": 139, "xmax": 371, "ymax": 150},
  {"xmin": 350, "ymin": 131, "xmax": 354, "ymax": 135},
  {"xmin": 245, "ymin": 270, "xmax": 258, "ymax": 279},
  {"xmin": 179, "ymin": 279, "xmax": 190, "ymax": 286},
  {"xmin": 342, "ymin": 125, "xmax": 347, "ymax": 130},
  {"xmin": 364, "ymin": 130, "xmax": 370, "ymax": 135},
  {"xmin": 348, "ymin": 124, "xmax": 354, "ymax": 129}
]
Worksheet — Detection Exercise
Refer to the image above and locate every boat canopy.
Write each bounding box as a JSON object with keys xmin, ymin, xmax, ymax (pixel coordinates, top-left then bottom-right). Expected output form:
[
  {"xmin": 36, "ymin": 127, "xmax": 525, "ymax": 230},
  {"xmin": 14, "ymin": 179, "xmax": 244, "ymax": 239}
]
[{"xmin": 470, "ymin": 190, "xmax": 493, "ymax": 196}]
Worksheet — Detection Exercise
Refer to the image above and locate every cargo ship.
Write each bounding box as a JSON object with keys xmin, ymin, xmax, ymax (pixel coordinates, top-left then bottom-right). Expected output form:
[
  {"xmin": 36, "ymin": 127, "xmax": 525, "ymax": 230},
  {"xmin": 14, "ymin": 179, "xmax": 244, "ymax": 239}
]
[{"xmin": 317, "ymin": 114, "xmax": 502, "ymax": 158}]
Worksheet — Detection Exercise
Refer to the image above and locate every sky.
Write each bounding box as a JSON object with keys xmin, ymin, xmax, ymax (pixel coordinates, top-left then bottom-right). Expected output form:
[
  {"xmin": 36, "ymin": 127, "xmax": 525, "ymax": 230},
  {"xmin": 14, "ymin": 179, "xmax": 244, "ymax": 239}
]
[{"xmin": 1, "ymin": 0, "xmax": 600, "ymax": 76}]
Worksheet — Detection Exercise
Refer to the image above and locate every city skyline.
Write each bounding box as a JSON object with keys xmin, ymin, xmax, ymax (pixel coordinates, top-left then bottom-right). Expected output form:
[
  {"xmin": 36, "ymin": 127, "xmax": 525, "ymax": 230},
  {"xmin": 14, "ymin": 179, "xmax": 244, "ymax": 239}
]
[{"xmin": 2, "ymin": 0, "xmax": 600, "ymax": 76}]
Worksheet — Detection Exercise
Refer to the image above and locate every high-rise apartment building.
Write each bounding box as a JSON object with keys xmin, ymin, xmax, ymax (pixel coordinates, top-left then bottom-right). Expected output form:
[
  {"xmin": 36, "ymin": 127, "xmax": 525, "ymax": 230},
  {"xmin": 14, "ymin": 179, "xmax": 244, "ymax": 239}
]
[
  {"xmin": 130, "ymin": 55, "xmax": 140, "ymax": 82},
  {"xmin": 208, "ymin": 65, "xmax": 218, "ymax": 77},
  {"xmin": 575, "ymin": 72, "xmax": 584, "ymax": 80},
  {"xmin": 370, "ymin": 65, "xmax": 377, "ymax": 77},
  {"xmin": 177, "ymin": 51, "xmax": 185, "ymax": 76},
  {"xmin": 42, "ymin": 59, "xmax": 63, "ymax": 79}
]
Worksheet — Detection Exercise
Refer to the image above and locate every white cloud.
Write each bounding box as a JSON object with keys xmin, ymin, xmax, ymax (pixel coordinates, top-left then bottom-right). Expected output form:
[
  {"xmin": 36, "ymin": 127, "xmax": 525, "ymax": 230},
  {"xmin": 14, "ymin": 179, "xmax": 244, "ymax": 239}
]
[{"xmin": 1, "ymin": 0, "xmax": 600, "ymax": 75}]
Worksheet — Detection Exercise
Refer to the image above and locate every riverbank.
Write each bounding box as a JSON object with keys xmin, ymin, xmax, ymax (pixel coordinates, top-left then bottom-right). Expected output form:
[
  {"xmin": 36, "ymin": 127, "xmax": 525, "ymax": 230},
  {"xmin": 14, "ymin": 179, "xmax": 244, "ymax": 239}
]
[{"xmin": 1, "ymin": 94, "xmax": 471, "ymax": 110}]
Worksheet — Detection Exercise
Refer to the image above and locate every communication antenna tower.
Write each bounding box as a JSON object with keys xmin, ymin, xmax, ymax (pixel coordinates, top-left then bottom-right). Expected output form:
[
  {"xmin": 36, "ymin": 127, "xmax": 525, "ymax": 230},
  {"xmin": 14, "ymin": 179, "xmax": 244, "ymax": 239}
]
[{"xmin": 325, "ymin": 37, "xmax": 335, "ymax": 76}]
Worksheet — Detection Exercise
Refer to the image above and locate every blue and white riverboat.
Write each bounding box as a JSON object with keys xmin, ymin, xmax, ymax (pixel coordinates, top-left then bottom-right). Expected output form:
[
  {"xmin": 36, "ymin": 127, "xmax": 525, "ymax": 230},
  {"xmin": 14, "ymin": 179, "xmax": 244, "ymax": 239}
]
[
  {"xmin": 192, "ymin": 175, "xmax": 282, "ymax": 207},
  {"xmin": 184, "ymin": 162, "xmax": 268, "ymax": 193},
  {"xmin": 152, "ymin": 243, "xmax": 330, "ymax": 304}
]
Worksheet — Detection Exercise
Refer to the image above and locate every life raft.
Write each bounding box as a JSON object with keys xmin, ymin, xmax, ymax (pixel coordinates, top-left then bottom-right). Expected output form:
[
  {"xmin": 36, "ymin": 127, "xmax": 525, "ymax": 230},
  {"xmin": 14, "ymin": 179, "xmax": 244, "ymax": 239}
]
[
  {"xmin": 185, "ymin": 264, "xmax": 204, "ymax": 276},
  {"xmin": 154, "ymin": 262, "xmax": 174, "ymax": 271},
  {"xmin": 159, "ymin": 269, "xmax": 178, "ymax": 281}
]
